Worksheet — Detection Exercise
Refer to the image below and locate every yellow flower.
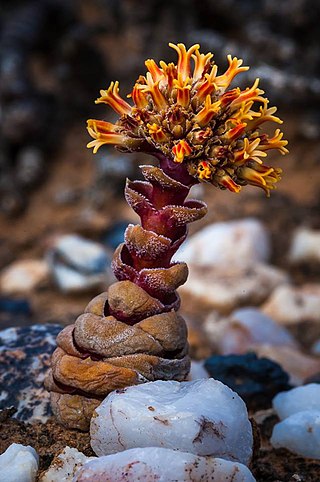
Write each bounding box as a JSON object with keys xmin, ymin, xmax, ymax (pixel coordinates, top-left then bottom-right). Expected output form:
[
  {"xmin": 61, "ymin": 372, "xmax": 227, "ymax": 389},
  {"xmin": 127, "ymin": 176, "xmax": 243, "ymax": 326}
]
[{"xmin": 87, "ymin": 43, "xmax": 288, "ymax": 195}]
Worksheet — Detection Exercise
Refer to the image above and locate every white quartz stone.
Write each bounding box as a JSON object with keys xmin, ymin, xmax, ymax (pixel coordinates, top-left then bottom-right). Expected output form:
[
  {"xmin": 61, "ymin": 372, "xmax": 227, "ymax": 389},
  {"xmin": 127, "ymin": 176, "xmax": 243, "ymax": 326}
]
[
  {"xmin": 73, "ymin": 447, "xmax": 256, "ymax": 482},
  {"xmin": 0, "ymin": 259, "xmax": 49, "ymax": 294},
  {"xmin": 52, "ymin": 234, "xmax": 110, "ymax": 273},
  {"xmin": 273, "ymin": 384, "xmax": 320, "ymax": 420},
  {"xmin": 46, "ymin": 234, "xmax": 113, "ymax": 293},
  {"xmin": 39, "ymin": 447, "xmax": 94, "ymax": 482},
  {"xmin": 180, "ymin": 263, "xmax": 288, "ymax": 313},
  {"xmin": 205, "ymin": 307, "xmax": 297, "ymax": 354},
  {"xmin": 174, "ymin": 218, "xmax": 270, "ymax": 267},
  {"xmin": 0, "ymin": 443, "xmax": 39, "ymax": 482},
  {"xmin": 187, "ymin": 360, "xmax": 210, "ymax": 380},
  {"xmin": 90, "ymin": 379, "xmax": 253, "ymax": 466},
  {"xmin": 262, "ymin": 284, "xmax": 320, "ymax": 325},
  {"xmin": 289, "ymin": 228, "xmax": 320, "ymax": 264},
  {"xmin": 271, "ymin": 410, "xmax": 320, "ymax": 459}
]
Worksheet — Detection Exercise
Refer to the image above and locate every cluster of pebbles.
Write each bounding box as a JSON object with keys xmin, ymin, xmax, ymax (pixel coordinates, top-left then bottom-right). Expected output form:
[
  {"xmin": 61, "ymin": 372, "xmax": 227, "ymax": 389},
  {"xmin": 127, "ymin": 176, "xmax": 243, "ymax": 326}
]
[{"xmin": 1, "ymin": 379, "xmax": 256, "ymax": 481}]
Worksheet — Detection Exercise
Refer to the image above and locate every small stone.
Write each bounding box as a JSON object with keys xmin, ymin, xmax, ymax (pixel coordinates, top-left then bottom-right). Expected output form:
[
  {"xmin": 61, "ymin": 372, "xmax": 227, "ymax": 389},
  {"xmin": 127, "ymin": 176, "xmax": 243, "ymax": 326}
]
[
  {"xmin": 0, "ymin": 297, "xmax": 32, "ymax": 330},
  {"xmin": 187, "ymin": 360, "xmax": 210, "ymax": 381},
  {"xmin": 90, "ymin": 379, "xmax": 253, "ymax": 466},
  {"xmin": 205, "ymin": 307, "xmax": 297, "ymax": 355},
  {"xmin": 39, "ymin": 447, "xmax": 94, "ymax": 482},
  {"xmin": 0, "ymin": 443, "xmax": 38, "ymax": 482},
  {"xmin": 48, "ymin": 263, "xmax": 107, "ymax": 294},
  {"xmin": 47, "ymin": 234, "xmax": 113, "ymax": 293},
  {"xmin": 253, "ymin": 344, "xmax": 320, "ymax": 385},
  {"xmin": 0, "ymin": 324, "xmax": 62, "ymax": 422},
  {"xmin": 289, "ymin": 228, "xmax": 320, "ymax": 264},
  {"xmin": 174, "ymin": 218, "xmax": 270, "ymax": 267},
  {"xmin": 73, "ymin": 447, "xmax": 256, "ymax": 482},
  {"xmin": 204, "ymin": 353, "xmax": 290, "ymax": 410},
  {"xmin": 271, "ymin": 410, "xmax": 320, "ymax": 459},
  {"xmin": 273, "ymin": 384, "xmax": 320, "ymax": 420},
  {"xmin": 102, "ymin": 221, "xmax": 128, "ymax": 250},
  {"xmin": 49, "ymin": 234, "xmax": 110, "ymax": 274},
  {"xmin": 16, "ymin": 147, "xmax": 43, "ymax": 188},
  {"xmin": 311, "ymin": 339, "xmax": 320, "ymax": 355},
  {"xmin": 180, "ymin": 263, "xmax": 288, "ymax": 314},
  {"xmin": 0, "ymin": 259, "xmax": 49, "ymax": 294},
  {"xmin": 262, "ymin": 284, "xmax": 320, "ymax": 325}
]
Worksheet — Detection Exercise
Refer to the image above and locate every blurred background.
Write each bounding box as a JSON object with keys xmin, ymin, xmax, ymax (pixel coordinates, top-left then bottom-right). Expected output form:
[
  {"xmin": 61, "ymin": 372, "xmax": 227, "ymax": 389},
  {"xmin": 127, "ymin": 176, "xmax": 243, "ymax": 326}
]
[{"xmin": 0, "ymin": 0, "xmax": 319, "ymax": 329}]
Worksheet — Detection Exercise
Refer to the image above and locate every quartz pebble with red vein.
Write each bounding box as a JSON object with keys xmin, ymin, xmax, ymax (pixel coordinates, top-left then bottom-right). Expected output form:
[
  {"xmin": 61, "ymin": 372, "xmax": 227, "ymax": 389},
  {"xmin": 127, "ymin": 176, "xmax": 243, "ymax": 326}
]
[
  {"xmin": 90, "ymin": 378, "xmax": 253, "ymax": 466},
  {"xmin": 73, "ymin": 447, "xmax": 256, "ymax": 482}
]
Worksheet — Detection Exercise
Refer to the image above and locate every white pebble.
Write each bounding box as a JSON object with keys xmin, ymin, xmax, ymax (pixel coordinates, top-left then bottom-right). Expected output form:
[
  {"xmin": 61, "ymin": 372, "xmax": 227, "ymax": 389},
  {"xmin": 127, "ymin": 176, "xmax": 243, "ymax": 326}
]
[
  {"xmin": 52, "ymin": 234, "xmax": 109, "ymax": 273},
  {"xmin": 273, "ymin": 384, "xmax": 320, "ymax": 420},
  {"xmin": 73, "ymin": 447, "xmax": 256, "ymax": 482},
  {"xmin": 289, "ymin": 228, "xmax": 320, "ymax": 264},
  {"xmin": 90, "ymin": 379, "xmax": 253, "ymax": 466},
  {"xmin": 47, "ymin": 234, "xmax": 113, "ymax": 293},
  {"xmin": 262, "ymin": 284, "xmax": 320, "ymax": 325},
  {"xmin": 271, "ymin": 410, "xmax": 320, "ymax": 459},
  {"xmin": 174, "ymin": 218, "xmax": 270, "ymax": 267},
  {"xmin": 180, "ymin": 263, "xmax": 287, "ymax": 314},
  {"xmin": 39, "ymin": 446, "xmax": 94, "ymax": 482},
  {"xmin": 205, "ymin": 307, "xmax": 297, "ymax": 354},
  {"xmin": 187, "ymin": 360, "xmax": 210, "ymax": 380},
  {"xmin": 0, "ymin": 259, "xmax": 49, "ymax": 294},
  {"xmin": 0, "ymin": 443, "xmax": 38, "ymax": 482}
]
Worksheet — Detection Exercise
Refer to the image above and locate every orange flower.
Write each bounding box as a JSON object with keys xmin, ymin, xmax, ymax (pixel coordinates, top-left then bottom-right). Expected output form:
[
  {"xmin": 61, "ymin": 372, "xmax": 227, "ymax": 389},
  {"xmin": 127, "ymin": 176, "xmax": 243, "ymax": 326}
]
[{"xmin": 87, "ymin": 43, "xmax": 288, "ymax": 195}]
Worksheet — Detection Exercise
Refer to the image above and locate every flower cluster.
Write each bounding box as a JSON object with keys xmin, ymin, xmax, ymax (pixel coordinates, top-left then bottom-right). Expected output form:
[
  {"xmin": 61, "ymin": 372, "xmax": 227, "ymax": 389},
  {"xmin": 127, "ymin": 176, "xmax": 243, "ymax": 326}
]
[{"xmin": 87, "ymin": 43, "xmax": 288, "ymax": 195}]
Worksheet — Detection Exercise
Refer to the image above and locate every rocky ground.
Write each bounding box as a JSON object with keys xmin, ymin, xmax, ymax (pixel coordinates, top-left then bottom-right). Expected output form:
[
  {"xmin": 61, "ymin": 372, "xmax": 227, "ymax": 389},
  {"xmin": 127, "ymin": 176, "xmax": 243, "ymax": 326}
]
[{"xmin": 0, "ymin": 114, "xmax": 319, "ymax": 481}]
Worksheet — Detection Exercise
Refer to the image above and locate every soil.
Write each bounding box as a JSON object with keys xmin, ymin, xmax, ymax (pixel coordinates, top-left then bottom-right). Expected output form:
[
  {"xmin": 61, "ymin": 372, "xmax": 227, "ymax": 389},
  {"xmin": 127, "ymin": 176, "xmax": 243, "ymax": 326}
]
[
  {"xmin": 0, "ymin": 116, "xmax": 319, "ymax": 480},
  {"xmin": 0, "ymin": 408, "xmax": 94, "ymax": 479}
]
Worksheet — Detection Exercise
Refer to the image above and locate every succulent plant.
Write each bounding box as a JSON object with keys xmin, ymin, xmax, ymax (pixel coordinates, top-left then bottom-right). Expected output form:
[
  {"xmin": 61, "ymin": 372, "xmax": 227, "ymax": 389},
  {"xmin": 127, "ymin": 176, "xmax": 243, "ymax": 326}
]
[{"xmin": 46, "ymin": 43, "xmax": 288, "ymax": 430}]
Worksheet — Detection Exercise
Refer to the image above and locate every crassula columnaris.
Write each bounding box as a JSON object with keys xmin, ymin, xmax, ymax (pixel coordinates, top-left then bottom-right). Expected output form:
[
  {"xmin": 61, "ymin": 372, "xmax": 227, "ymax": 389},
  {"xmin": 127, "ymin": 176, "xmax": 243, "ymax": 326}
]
[{"xmin": 46, "ymin": 43, "xmax": 288, "ymax": 430}]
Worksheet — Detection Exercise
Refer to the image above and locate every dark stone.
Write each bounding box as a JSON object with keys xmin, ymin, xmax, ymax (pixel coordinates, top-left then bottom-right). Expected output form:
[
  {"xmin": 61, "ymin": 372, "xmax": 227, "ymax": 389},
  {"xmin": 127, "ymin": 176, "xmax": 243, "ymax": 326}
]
[
  {"xmin": 0, "ymin": 324, "xmax": 62, "ymax": 422},
  {"xmin": 102, "ymin": 221, "xmax": 128, "ymax": 250},
  {"xmin": 0, "ymin": 297, "xmax": 31, "ymax": 315},
  {"xmin": 0, "ymin": 297, "xmax": 32, "ymax": 330},
  {"xmin": 204, "ymin": 352, "xmax": 291, "ymax": 410}
]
